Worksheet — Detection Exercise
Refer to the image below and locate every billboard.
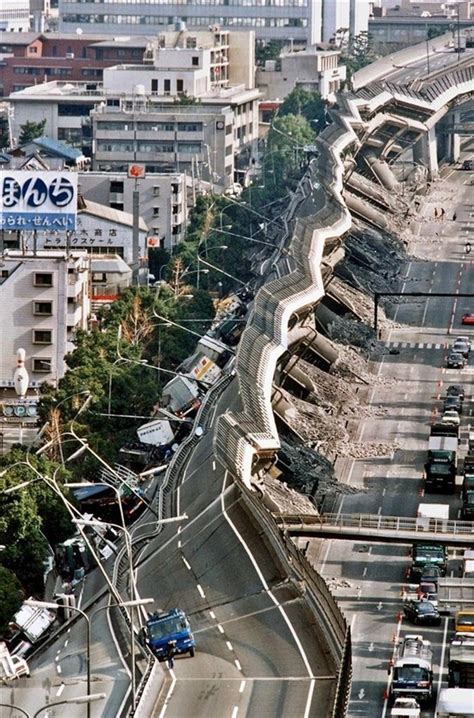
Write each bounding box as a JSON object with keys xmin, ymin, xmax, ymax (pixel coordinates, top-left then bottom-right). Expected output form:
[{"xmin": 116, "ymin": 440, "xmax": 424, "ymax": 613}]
[{"xmin": 0, "ymin": 171, "xmax": 77, "ymax": 231}]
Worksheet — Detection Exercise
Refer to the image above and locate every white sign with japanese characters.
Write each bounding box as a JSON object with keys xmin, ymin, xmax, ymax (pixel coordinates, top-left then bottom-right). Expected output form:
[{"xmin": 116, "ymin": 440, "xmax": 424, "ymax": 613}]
[{"xmin": 0, "ymin": 171, "xmax": 77, "ymax": 230}]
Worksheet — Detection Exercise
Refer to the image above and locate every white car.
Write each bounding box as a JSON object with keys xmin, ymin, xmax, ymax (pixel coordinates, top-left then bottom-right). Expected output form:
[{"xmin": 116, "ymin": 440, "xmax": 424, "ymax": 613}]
[
  {"xmin": 440, "ymin": 410, "xmax": 461, "ymax": 426},
  {"xmin": 456, "ymin": 335, "xmax": 472, "ymax": 351}
]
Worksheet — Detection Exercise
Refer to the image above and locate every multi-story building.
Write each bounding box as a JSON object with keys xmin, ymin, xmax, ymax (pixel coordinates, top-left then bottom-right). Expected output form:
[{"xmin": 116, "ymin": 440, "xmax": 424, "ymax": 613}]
[
  {"xmin": 368, "ymin": 15, "xmax": 473, "ymax": 51},
  {"xmin": 78, "ymin": 172, "xmax": 187, "ymax": 251},
  {"xmin": 257, "ymin": 48, "xmax": 346, "ymax": 101},
  {"xmin": 0, "ymin": 32, "xmax": 151, "ymax": 98},
  {"xmin": 0, "ymin": 0, "xmax": 30, "ymax": 33},
  {"xmin": 8, "ymin": 28, "xmax": 260, "ymax": 189},
  {"xmin": 57, "ymin": 0, "xmax": 370, "ymax": 44},
  {"xmin": 0, "ymin": 250, "xmax": 90, "ymax": 390}
]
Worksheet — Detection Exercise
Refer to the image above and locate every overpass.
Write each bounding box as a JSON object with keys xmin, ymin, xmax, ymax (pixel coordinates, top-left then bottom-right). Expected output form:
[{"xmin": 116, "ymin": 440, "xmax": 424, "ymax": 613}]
[{"xmin": 276, "ymin": 513, "xmax": 474, "ymax": 547}]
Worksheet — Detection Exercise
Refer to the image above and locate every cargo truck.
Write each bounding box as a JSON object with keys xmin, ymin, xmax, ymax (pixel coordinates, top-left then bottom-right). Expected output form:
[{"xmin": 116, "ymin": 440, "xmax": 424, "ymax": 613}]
[
  {"xmin": 390, "ymin": 697, "xmax": 421, "ymax": 717},
  {"xmin": 449, "ymin": 633, "xmax": 474, "ymax": 688},
  {"xmin": 430, "ymin": 422, "xmax": 459, "ymax": 440},
  {"xmin": 389, "ymin": 634, "xmax": 433, "ymax": 704},
  {"xmin": 0, "ymin": 642, "xmax": 29, "ymax": 681},
  {"xmin": 143, "ymin": 608, "xmax": 195, "ymax": 662},
  {"xmin": 435, "ymin": 687, "xmax": 474, "ymax": 717},
  {"xmin": 411, "ymin": 542, "xmax": 447, "ymax": 582},
  {"xmin": 425, "ymin": 436, "xmax": 457, "ymax": 493}
]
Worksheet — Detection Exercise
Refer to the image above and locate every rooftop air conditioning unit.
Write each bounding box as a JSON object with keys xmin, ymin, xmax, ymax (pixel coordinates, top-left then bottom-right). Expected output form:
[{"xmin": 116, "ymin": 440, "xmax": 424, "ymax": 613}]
[{"xmin": 66, "ymin": 52, "xmax": 75, "ymax": 59}]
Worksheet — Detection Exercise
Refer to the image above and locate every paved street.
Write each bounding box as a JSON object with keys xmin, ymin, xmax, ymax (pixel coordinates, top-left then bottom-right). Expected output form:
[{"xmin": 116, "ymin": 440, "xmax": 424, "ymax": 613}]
[{"xmin": 313, "ymin": 160, "xmax": 474, "ymax": 717}]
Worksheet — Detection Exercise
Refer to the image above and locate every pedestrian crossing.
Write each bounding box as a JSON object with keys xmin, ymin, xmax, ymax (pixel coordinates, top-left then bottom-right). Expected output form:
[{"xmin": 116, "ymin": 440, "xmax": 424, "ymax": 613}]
[{"xmin": 385, "ymin": 341, "xmax": 445, "ymax": 350}]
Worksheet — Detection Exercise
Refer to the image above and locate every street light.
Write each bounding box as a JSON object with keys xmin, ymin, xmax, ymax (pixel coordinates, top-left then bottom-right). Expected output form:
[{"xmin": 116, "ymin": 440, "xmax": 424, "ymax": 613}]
[
  {"xmin": 73, "ymin": 518, "xmax": 140, "ymax": 712},
  {"xmin": 181, "ymin": 267, "xmax": 209, "ymax": 290}
]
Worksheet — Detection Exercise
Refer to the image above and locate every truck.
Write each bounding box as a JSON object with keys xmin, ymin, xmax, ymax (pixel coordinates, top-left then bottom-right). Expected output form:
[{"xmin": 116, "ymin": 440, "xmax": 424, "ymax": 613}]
[
  {"xmin": 449, "ymin": 633, "xmax": 474, "ymax": 688},
  {"xmin": 143, "ymin": 608, "xmax": 195, "ymax": 662},
  {"xmin": 416, "ymin": 503, "xmax": 450, "ymax": 531},
  {"xmin": 161, "ymin": 375, "xmax": 201, "ymax": 417},
  {"xmin": 425, "ymin": 436, "xmax": 457, "ymax": 493},
  {"xmin": 431, "ymin": 422, "xmax": 459, "ymax": 440},
  {"xmin": 389, "ymin": 634, "xmax": 434, "ymax": 704},
  {"xmin": 410, "ymin": 542, "xmax": 447, "ymax": 582},
  {"xmin": 435, "ymin": 687, "xmax": 474, "ymax": 717},
  {"xmin": 0, "ymin": 642, "xmax": 29, "ymax": 681}
]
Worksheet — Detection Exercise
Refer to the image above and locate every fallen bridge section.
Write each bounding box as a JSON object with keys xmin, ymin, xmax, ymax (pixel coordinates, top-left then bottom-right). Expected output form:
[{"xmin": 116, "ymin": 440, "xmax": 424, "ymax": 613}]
[{"xmin": 277, "ymin": 512, "xmax": 474, "ymax": 547}]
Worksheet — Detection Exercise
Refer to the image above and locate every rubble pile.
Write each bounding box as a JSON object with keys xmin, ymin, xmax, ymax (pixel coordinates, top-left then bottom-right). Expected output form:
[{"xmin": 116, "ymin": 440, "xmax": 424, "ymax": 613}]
[{"xmin": 262, "ymin": 472, "xmax": 317, "ymax": 514}]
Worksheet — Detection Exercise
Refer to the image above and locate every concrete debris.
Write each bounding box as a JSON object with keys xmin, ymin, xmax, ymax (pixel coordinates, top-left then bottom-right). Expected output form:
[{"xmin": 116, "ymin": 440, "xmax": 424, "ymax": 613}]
[{"xmin": 261, "ymin": 472, "xmax": 317, "ymax": 515}]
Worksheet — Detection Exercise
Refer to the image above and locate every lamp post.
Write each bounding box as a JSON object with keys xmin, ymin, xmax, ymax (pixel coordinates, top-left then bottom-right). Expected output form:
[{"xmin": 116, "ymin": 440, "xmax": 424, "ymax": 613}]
[
  {"xmin": 73, "ymin": 518, "xmax": 139, "ymax": 712},
  {"xmin": 181, "ymin": 267, "xmax": 209, "ymax": 291}
]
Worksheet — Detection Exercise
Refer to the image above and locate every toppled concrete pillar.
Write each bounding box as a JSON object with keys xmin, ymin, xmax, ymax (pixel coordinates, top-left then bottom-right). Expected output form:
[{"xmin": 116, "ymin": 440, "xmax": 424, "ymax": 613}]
[{"xmin": 366, "ymin": 153, "xmax": 398, "ymax": 190}]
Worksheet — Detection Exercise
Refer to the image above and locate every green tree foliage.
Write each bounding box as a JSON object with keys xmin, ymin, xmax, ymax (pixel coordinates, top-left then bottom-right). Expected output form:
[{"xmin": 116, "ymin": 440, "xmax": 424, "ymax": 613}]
[
  {"xmin": 18, "ymin": 119, "xmax": 47, "ymax": 145},
  {"xmin": 342, "ymin": 31, "xmax": 377, "ymax": 79},
  {"xmin": 0, "ymin": 448, "xmax": 74, "ymax": 595},
  {"xmin": 255, "ymin": 39, "xmax": 284, "ymax": 66},
  {"xmin": 0, "ymin": 567, "xmax": 23, "ymax": 634},
  {"xmin": 279, "ymin": 87, "xmax": 326, "ymax": 129},
  {"xmin": 427, "ymin": 26, "xmax": 445, "ymax": 40}
]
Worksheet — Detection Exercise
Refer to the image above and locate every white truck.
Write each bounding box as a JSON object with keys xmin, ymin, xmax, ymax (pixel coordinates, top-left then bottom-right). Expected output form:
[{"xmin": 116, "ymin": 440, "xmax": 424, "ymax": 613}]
[
  {"xmin": 0, "ymin": 642, "xmax": 29, "ymax": 681},
  {"xmin": 416, "ymin": 503, "xmax": 450, "ymax": 531},
  {"xmin": 435, "ymin": 687, "xmax": 474, "ymax": 717}
]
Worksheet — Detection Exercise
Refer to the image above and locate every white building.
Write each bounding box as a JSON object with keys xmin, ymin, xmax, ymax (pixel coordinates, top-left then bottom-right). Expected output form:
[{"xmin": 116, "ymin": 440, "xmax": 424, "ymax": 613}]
[
  {"xmin": 257, "ymin": 49, "xmax": 346, "ymax": 102},
  {"xmin": 58, "ymin": 0, "xmax": 370, "ymax": 44},
  {"xmin": 1, "ymin": 0, "xmax": 30, "ymax": 32},
  {"xmin": 0, "ymin": 250, "xmax": 90, "ymax": 391},
  {"xmin": 79, "ymin": 172, "xmax": 187, "ymax": 251}
]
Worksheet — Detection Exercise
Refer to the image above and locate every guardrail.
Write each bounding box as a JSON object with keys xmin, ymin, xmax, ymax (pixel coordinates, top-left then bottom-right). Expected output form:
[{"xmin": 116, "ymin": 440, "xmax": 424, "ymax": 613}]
[{"xmin": 240, "ymin": 486, "xmax": 351, "ymax": 717}]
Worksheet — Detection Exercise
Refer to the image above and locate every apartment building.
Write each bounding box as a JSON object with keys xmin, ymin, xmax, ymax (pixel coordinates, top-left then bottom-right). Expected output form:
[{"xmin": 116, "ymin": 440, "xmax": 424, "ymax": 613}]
[
  {"xmin": 57, "ymin": 0, "xmax": 370, "ymax": 44},
  {"xmin": 1, "ymin": 0, "xmax": 31, "ymax": 33},
  {"xmin": 0, "ymin": 250, "xmax": 90, "ymax": 390},
  {"xmin": 257, "ymin": 48, "xmax": 346, "ymax": 101},
  {"xmin": 78, "ymin": 172, "xmax": 187, "ymax": 251}
]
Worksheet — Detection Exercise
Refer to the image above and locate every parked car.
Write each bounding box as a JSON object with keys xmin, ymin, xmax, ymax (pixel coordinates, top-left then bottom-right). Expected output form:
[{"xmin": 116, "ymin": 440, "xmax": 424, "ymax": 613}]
[
  {"xmin": 452, "ymin": 340, "xmax": 470, "ymax": 358},
  {"xmin": 447, "ymin": 352, "xmax": 465, "ymax": 369},
  {"xmin": 416, "ymin": 581, "xmax": 438, "ymax": 606},
  {"xmin": 443, "ymin": 396, "xmax": 463, "ymax": 414},
  {"xmin": 440, "ymin": 410, "xmax": 461, "ymax": 426},
  {"xmin": 403, "ymin": 600, "xmax": 441, "ymax": 626},
  {"xmin": 462, "ymin": 159, "xmax": 473, "ymax": 171},
  {"xmin": 446, "ymin": 384, "xmax": 465, "ymax": 401},
  {"xmin": 462, "ymin": 313, "xmax": 474, "ymax": 325}
]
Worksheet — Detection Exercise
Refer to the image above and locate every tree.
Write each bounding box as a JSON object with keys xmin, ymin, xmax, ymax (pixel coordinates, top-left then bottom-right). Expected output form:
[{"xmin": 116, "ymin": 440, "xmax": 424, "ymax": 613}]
[
  {"xmin": 0, "ymin": 567, "xmax": 23, "ymax": 634},
  {"xmin": 255, "ymin": 39, "xmax": 284, "ymax": 66},
  {"xmin": 18, "ymin": 119, "xmax": 47, "ymax": 145},
  {"xmin": 279, "ymin": 88, "xmax": 326, "ymax": 131}
]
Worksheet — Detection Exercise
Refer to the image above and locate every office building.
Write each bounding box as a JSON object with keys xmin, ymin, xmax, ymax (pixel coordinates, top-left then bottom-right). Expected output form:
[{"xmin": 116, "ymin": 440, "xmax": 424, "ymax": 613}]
[
  {"xmin": 57, "ymin": 0, "xmax": 370, "ymax": 44},
  {"xmin": 1, "ymin": 0, "xmax": 31, "ymax": 33},
  {"xmin": 257, "ymin": 48, "xmax": 346, "ymax": 101}
]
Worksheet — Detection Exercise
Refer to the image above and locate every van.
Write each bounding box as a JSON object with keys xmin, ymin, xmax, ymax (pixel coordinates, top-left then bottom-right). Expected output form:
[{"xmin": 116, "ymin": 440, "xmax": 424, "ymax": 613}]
[
  {"xmin": 455, "ymin": 610, "xmax": 474, "ymax": 633},
  {"xmin": 462, "ymin": 159, "xmax": 473, "ymax": 171}
]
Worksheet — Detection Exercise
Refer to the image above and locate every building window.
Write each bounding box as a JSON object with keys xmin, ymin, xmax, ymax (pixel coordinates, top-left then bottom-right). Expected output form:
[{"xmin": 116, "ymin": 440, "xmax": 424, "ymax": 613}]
[
  {"xmin": 177, "ymin": 79, "xmax": 184, "ymax": 94},
  {"xmin": 33, "ymin": 301, "xmax": 53, "ymax": 315},
  {"xmin": 32, "ymin": 358, "xmax": 52, "ymax": 373},
  {"xmin": 153, "ymin": 207, "xmax": 160, "ymax": 217},
  {"xmin": 153, "ymin": 186, "xmax": 160, "ymax": 197},
  {"xmin": 34, "ymin": 272, "xmax": 53, "ymax": 287},
  {"xmin": 32, "ymin": 329, "xmax": 52, "ymax": 345},
  {"xmin": 92, "ymin": 272, "xmax": 107, "ymax": 282},
  {"xmin": 151, "ymin": 78, "xmax": 158, "ymax": 93},
  {"xmin": 109, "ymin": 180, "xmax": 124, "ymax": 193},
  {"xmin": 192, "ymin": 56, "xmax": 199, "ymax": 66},
  {"xmin": 164, "ymin": 79, "xmax": 171, "ymax": 95},
  {"xmin": 110, "ymin": 202, "xmax": 124, "ymax": 210},
  {"xmin": 1, "ymin": 270, "xmax": 8, "ymax": 278}
]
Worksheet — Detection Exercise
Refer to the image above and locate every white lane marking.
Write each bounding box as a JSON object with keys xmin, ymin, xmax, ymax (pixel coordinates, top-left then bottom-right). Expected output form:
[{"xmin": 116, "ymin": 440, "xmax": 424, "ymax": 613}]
[
  {"xmin": 350, "ymin": 614, "xmax": 357, "ymax": 633},
  {"xmin": 437, "ymin": 617, "xmax": 450, "ymax": 696},
  {"xmin": 239, "ymin": 680, "xmax": 246, "ymax": 693},
  {"xmin": 234, "ymin": 659, "xmax": 242, "ymax": 671},
  {"xmin": 221, "ymin": 472, "xmax": 315, "ymax": 718},
  {"xmin": 158, "ymin": 674, "xmax": 177, "ymax": 718},
  {"xmin": 64, "ymin": 640, "xmax": 68, "ymax": 648},
  {"xmin": 226, "ymin": 641, "xmax": 234, "ymax": 651},
  {"xmin": 176, "ymin": 485, "xmax": 181, "ymax": 516},
  {"xmin": 182, "ymin": 556, "xmax": 191, "ymax": 570},
  {"xmin": 435, "ymin": 343, "xmax": 441, "ymax": 349},
  {"xmin": 382, "ymin": 488, "xmax": 386, "ymax": 496},
  {"xmin": 197, "ymin": 584, "xmax": 206, "ymax": 599},
  {"xmin": 57, "ymin": 665, "xmax": 62, "ymax": 675},
  {"xmin": 178, "ymin": 540, "xmax": 182, "ymax": 548},
  {"xmin": 213, "ymin": 460, "xmax": 216, "ymax": 471},
  {"xmin": 363, "ymin": 567, "xmax": 367, "ymax": 577},
  {"xmin": 56, "ymin": 683, "xmax": 65, "ymax": 697},
  {"xmin": 231, "ymin": 707, "xmax": 239, "ymax": 718},
  {"xmin": 218, "ymin": 624, "xmax": 225, "ymax": 634},
  {"xmin": 209, "ymin": 610, "xmax": 216, "ymax": 619}
]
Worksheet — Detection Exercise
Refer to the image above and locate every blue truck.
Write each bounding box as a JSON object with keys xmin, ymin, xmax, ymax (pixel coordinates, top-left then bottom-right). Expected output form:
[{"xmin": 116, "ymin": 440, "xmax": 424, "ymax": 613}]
[{"xmin": 144, "ymin": 608, "xmax": 195, "ymax": 661}]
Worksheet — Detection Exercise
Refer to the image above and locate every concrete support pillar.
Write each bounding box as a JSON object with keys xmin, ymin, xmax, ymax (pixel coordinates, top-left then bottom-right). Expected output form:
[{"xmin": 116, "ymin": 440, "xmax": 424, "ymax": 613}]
[
  {"xmin": 448, "ymin": 111, "xmax": 461, "ymax": 163},
  {"xmin": 413, "ymin": 127, "xmax": 438, "ymax": 180}
]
